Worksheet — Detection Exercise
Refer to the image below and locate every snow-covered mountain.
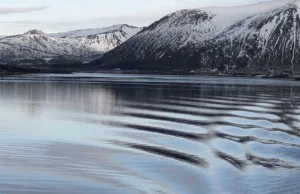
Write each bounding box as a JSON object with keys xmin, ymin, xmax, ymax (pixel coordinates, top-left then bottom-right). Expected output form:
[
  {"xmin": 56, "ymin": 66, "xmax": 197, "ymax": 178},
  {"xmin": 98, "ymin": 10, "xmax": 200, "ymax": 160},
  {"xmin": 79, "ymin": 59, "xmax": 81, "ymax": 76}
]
[
  {"xmin": 94, "ymin": 0, "xmax": 300, "ymax": 75},
  {"xmin": 51, "ymin": 24, "xmax": 143, "ymax": 52},
  {"xmin": 0, "ymin": 30, "xmax": 97, "ymax": 62},
  {"xmin": 0, "ymin": 24, "xmax": 142, "ymax": 63}
]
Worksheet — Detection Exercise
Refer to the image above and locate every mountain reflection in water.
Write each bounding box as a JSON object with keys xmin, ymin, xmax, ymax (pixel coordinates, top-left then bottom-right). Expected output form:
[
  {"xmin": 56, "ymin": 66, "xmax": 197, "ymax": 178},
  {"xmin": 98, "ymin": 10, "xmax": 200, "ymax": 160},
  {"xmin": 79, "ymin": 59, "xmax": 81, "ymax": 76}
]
[{"xmin": 0, "ymin": 74, "xmax": 300, "ymax": 194}]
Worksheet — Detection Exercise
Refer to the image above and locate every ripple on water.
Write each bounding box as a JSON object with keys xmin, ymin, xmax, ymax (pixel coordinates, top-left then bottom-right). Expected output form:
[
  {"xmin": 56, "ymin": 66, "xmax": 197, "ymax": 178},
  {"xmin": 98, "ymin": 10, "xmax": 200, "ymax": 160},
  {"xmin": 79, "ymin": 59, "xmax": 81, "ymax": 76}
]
[{"xmin": 0, "ymin": 74, "xmax": 300, "ymax": 194}]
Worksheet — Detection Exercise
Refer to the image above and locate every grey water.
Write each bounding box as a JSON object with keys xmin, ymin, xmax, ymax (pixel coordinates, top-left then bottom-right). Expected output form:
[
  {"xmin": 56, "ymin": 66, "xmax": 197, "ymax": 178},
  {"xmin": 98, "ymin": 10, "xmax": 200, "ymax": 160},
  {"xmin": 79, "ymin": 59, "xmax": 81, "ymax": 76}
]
[{"xmin": 0, "ymin": 73, "xmax": 300, "ymax": 194}]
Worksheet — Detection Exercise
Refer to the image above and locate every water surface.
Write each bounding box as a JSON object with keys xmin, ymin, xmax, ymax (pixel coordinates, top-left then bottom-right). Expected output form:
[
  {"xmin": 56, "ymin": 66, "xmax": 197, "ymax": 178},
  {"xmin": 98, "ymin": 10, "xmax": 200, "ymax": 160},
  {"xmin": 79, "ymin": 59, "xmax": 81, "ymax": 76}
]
[{"xmin": 0, "ymin": 74, "xmax": 300, "ymax": 194}]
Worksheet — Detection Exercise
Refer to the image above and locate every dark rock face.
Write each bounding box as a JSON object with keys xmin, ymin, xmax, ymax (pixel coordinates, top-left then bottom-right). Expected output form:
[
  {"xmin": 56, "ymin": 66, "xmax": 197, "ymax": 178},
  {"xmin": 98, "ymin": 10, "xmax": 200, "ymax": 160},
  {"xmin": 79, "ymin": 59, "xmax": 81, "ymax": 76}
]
[{"xmin": 92, "ymin": 1, "xmax": 300, "ymax": 75}]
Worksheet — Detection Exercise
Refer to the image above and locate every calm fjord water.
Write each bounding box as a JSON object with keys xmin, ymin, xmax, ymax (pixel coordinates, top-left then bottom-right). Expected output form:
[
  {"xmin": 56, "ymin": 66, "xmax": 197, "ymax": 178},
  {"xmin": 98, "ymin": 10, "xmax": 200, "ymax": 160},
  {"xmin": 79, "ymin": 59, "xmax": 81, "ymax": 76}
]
[{"xmin": 0, "ymin": 74, "xmax": 300, "ymax": 194}]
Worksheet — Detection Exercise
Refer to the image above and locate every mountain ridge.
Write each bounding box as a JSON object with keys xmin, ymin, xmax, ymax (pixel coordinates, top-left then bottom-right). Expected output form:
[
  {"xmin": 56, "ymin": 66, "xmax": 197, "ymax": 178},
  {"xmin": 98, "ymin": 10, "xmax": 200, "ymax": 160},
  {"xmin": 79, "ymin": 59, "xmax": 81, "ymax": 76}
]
[
  {"xmin": 91, "ymin": 0, "xmax": 300, "ymax": 75},
  {"xmin": 50, "ymin": 24, "xmax": 141, "ymax": 38},
  {"xmin": 0, "ymin": 24, "xmax": 142, "ymax": 63}
]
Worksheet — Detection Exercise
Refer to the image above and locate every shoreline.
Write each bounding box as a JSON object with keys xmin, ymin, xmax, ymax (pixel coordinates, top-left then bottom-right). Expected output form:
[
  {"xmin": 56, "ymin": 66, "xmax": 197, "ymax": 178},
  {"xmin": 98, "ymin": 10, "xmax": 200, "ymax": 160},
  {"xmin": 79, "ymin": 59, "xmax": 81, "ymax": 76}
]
[
  {"xmin": 84, "ymin": 70, "xmax": 300, "ymax": 80},
  {"xmin": 1, "ymin": 66, "xmax": 299, "ymax": 81}
]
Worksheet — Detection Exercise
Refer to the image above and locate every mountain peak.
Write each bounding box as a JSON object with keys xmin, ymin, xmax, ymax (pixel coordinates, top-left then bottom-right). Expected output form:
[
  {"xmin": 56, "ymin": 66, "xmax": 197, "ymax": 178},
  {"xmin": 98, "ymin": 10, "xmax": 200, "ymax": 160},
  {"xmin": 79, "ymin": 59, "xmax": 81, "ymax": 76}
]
[
  {"xmin": 94, "ymin": 0, "xmax": 300, "ymax": 75},
  {"xmin": 112, "ymin": 24, "xmax": 138, "ymax": 29},
  {"xmin": 0, "ymin": 24, "xmax": 143, "ymax": 62},
  {"xmin": 50, "ymin": 24, "xmax": 142, "ymax": 38},
  {"xmin": 24, "ymin": 30, "xmax": 46, "ymax": 36}
]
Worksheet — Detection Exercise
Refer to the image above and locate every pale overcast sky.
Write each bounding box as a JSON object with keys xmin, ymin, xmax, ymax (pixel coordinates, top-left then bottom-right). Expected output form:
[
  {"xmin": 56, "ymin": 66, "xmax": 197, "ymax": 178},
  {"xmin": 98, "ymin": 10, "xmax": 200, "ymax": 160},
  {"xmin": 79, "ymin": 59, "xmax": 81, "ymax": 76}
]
[{"xmin": 0, "ymin": 0, "xmax": 270, "ymax": 35}]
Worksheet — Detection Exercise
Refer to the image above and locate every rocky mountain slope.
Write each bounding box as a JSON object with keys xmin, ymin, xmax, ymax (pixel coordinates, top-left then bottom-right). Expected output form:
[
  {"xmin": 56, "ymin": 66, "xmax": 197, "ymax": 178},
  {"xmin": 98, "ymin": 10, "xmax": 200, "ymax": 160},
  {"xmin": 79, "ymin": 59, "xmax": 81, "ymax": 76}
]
[
  {"xmin": 0, "ymin": 30, "xmax": 97, "ymax": 62},
  {"xmin": 0, "ymin": 24, "xmax": 142, "ymax": 63},
  {"xmin": 93, "ymin": 0, "xmax": 300, "ymax": 75},
  {"xmin": 51, "ymin": 24, "xmax": 143, "ymax": 52}
]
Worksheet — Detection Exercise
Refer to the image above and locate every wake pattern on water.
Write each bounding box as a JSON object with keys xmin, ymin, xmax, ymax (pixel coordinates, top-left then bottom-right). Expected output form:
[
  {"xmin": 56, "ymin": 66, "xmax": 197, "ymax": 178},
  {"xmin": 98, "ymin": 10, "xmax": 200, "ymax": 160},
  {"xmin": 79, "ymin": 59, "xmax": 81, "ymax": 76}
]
[
  {"xmin": 102, "ymin": 84, "xmax": 300, "ymax": 171},
  {"xmin": 0, "ymin": 75, "xmax": 300, "ymax": 193}
]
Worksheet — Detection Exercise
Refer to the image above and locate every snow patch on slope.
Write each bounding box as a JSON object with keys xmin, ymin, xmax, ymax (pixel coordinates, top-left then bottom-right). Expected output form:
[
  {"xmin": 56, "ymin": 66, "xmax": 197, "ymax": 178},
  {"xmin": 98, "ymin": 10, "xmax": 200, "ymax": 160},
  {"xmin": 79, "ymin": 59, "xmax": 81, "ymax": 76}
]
[
  {"xmin": 51, "ymin": 24, "xmax": 141, "ymax": 38},
  {"xmin": 0, "ymin": 29, "xmax": 97, "ymax": 61},
  {"xmin": 139, "ymin": 0, "xmax": 298, "ymax": 51},
  {"xmin": 0, "ymin": 24, "xmax": 142, "ymax": 62},
  {"xmin": 51, "ymin": 24, "xmax": 142, "ymax": 52},
  {"xmin": 96, "ymin": 0, "xmax": 300, "ymax": 74}
]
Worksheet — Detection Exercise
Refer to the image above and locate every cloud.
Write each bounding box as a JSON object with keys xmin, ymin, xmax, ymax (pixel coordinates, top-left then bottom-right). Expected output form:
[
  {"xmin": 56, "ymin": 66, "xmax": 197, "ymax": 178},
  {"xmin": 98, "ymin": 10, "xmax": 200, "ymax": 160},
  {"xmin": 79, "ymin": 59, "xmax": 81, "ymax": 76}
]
[{"xmin": 0, "ymin": 6, "xmax": 49, "ymax": 15}]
